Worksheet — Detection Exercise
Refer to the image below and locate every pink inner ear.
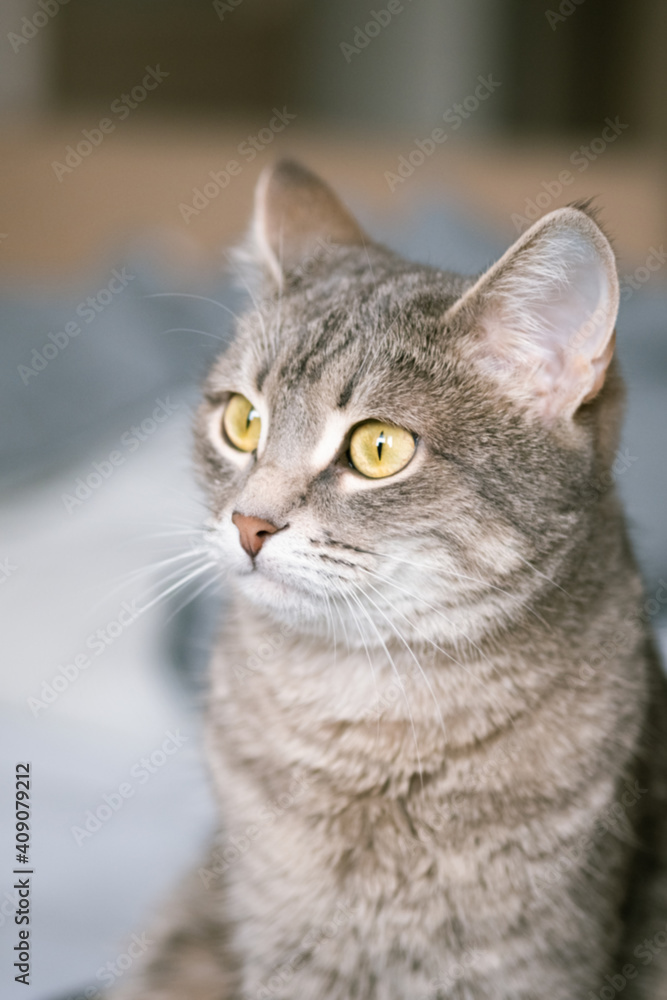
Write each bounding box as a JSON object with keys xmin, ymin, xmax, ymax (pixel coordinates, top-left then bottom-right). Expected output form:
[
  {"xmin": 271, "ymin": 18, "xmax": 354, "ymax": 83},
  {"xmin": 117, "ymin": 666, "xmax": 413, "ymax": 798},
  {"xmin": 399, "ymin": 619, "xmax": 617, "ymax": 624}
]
[
  {"xmin": 581, "ymin": 332, "xmax": 616, "ymax": 404},
  {"xmin": 475, "ymin": 225, "xmax": 618, "ymax": 418}
]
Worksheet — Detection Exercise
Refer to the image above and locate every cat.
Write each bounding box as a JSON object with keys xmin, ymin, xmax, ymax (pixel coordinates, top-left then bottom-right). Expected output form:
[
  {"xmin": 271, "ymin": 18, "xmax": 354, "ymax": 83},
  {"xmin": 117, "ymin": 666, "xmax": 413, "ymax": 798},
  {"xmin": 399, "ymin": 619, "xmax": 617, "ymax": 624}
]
[{"xmin": 112, "ymin": 160, "xmax": 667, "ymax": 999}]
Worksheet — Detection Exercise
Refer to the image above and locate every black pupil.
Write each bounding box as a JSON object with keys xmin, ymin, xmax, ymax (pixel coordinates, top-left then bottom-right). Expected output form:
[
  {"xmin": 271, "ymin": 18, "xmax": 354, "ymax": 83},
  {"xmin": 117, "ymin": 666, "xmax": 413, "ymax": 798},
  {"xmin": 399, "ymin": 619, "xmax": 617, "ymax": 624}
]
[
  {"xmin": 376, "ymin": 431, "xmax": 386, "ymax": 461},
  {"xmin": 246, "ymin": 407, "xmax": 258, "ymax": 430}
]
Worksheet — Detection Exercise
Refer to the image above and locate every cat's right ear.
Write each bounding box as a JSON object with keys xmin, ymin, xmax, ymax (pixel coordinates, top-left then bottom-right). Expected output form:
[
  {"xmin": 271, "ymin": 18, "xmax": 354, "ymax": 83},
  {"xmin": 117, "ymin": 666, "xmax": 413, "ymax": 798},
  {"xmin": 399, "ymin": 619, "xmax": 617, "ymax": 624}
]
[{"xmin": 246, "ymin": 160, "xmax": 367, "ymax": 285}]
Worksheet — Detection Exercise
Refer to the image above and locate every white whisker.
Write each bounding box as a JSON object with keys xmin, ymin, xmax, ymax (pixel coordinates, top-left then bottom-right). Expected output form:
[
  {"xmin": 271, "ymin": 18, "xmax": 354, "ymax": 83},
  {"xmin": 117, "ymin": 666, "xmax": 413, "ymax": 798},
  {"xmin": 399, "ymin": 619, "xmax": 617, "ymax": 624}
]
[
  {"xmin": 157, "ymin": 327, "xmax": 227, "ymax": 344},
  {"xmin": 345, "ymin": 583, "xmax": 424, "ymax": 784},
  {"xmin": 144, "ymin": 291, "xmax": 242, "ymax": 323},
  {"xmin": 136, "ymin": 561, "xmax": 218, "ymax": 615},
  {"xmin": 356, "ymin": 575, "xmax": 520, "ymax": 739},
  {"xmin": 512, "ymin": 551, "xmax": 571, "ymax": 598},
  {"xmin": 162, "ymin": 568, "xmax": 222, "ymax": 627},
  {"xmin": 366, "ymin": 549, "xmax": 551, "ymax": 630},
  {"xmin": 351, "ymin": 580, "xmax": 447, "ymax": 742},
  {"xmin": 360, "ymin": 565, "xmax": 499, "ymax": 665},
  {"xmin": 329, "ymin": 578, "xmax": 383, "ymax": 750},
  {"xmin": 89, "ymin": 549, "xmax": 212, "ymax": 609}
]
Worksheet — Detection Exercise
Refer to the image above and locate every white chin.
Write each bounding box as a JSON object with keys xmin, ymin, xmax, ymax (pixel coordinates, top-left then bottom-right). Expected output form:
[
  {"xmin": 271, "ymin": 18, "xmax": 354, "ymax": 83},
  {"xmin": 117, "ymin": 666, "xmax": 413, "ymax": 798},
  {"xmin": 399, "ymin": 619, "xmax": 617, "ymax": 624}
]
[{"xmin": 234, "ymin": 567, "xmax": 327, "ymax": 629}]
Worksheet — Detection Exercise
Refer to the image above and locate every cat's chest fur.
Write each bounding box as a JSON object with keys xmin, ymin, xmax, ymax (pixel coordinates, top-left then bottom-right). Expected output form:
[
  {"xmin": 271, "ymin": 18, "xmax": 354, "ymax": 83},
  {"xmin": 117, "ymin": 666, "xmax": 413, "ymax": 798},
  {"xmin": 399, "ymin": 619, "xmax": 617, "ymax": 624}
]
[{"xmin": 203, "ymin": 595, "xmax": 646, "ymax": 996}]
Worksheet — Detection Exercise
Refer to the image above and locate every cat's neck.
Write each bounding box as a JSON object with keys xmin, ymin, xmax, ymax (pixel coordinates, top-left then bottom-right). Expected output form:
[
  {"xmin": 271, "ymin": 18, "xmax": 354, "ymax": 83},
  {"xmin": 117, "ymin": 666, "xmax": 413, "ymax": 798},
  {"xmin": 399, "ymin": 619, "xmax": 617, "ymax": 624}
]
[{"xmin": 210, "ymin": 594, "xmax": 559, "ymax": 781}]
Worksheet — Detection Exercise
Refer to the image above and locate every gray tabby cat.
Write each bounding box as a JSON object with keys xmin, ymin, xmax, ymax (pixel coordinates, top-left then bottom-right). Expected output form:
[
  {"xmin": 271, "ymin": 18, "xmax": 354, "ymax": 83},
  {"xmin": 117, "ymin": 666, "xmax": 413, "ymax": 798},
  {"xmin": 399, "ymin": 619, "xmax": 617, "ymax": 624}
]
[{"xmin": 113, "ymin": 161, "xmax": 667, "ymax": 1000}]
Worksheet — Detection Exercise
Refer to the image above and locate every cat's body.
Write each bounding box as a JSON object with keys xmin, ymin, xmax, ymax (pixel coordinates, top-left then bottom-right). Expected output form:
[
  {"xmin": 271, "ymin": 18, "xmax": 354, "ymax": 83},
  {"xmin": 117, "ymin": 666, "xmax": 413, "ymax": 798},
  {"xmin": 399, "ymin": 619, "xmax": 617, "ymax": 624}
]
[{"xmin": 113, "ymin": 163, "xmax": 667, "ymax": 999}]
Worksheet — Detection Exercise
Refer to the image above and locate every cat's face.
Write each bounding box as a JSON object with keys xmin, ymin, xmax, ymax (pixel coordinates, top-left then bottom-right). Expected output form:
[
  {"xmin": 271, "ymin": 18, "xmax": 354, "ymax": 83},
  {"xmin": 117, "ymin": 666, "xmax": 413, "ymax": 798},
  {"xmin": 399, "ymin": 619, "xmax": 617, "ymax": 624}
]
[{"xmin": 195, "ymin": 162, "xmax": 620, "ymax": 646}]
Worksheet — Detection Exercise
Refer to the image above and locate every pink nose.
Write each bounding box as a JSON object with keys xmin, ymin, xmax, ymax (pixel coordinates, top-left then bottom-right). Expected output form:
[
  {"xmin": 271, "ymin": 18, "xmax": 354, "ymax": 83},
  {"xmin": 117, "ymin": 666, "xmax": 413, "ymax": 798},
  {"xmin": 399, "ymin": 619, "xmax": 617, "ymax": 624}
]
[{"xmin": 231, "ymin": 512, "xmax": 280, "ymax": 557}]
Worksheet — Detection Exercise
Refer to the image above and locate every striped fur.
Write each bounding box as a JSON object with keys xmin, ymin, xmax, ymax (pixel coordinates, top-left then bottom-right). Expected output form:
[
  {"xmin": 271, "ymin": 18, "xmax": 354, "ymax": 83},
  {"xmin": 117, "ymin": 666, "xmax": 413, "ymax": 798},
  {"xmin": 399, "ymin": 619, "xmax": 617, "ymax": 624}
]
[{"xmin": 112, "ymin": 163, "xmax": 667, "ymax": 1000}]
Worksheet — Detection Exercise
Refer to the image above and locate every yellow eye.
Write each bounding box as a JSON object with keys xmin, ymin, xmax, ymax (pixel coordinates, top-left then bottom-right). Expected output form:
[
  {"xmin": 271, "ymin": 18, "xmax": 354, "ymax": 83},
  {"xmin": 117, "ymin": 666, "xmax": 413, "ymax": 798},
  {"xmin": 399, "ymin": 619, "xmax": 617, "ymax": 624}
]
[
  {"xmin": 348, "ymin": 420, "xmax": 415, "ymax": 479},
  {"xmin": 222, "ymin": 393, "xmax": 261, "ymax": 452}
]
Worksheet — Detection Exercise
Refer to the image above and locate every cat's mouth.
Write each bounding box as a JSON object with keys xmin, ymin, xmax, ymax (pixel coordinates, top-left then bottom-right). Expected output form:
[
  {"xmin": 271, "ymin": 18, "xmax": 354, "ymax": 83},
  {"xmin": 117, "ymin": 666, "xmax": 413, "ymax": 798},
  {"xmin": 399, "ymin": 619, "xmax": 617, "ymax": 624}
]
[
  {"xmin": 232, "ymin": 550, "xmax": 354, "ymax": 623},
  {"xmin": 237, "ymin": 558, "xmax": 322, "ymax": 597},
  {"xmin": 234, "ymin": 566, "xmax": 333, "ymax": 628}
]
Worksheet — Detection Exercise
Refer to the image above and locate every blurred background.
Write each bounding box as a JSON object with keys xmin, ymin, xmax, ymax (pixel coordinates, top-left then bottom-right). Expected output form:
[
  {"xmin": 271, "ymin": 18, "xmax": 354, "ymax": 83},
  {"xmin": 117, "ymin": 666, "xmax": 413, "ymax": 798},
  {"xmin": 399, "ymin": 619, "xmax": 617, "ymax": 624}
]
[{"xmin": 1, "ymin": 2, "xmax": 666, "ymax": 997}]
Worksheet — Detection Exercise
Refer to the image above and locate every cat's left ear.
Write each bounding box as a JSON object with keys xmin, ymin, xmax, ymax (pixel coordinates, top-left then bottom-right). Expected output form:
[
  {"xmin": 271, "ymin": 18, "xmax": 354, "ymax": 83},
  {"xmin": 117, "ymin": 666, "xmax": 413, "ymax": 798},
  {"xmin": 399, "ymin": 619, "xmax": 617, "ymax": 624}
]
[
  {"xmin": 248, "ymin": 160, "xmax": 367, "ymax": 284},
  {"xmin": 447, "ymin": 206, "xmax": 619, "ymax": 421}
]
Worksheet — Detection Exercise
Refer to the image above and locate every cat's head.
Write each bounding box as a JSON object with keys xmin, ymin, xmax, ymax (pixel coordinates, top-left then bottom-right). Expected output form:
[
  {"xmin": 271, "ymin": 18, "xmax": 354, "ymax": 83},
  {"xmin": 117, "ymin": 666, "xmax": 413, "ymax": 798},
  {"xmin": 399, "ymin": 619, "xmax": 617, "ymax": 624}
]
[{"xmin": 195, "ymin": 161, "xmax": 621, "ymax": 645}]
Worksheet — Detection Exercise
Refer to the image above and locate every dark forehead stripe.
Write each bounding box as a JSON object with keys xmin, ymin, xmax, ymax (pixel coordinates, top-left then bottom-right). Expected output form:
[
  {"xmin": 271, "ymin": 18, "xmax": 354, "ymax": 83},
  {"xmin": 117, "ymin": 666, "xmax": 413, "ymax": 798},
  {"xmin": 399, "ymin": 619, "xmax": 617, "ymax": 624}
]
[
  {"xmin": 260, "ymin": 270, "xmax": 458, "ymax": 396},
  {"xmin": 278, "ymin": 309, "xmax": 359, "ymax": 387},
  {"xmin": 255, "ymin": 359, "xmax": 271, "ymax": 392},
  {"xmin": 204, "ymin": 389, "xmax": 227, "ymax": 406},
  {"xmin": 337, "ymin": 375, "xmax": 357, "ymax": 409}
]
